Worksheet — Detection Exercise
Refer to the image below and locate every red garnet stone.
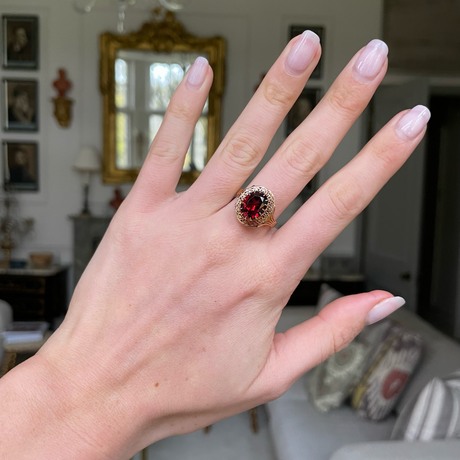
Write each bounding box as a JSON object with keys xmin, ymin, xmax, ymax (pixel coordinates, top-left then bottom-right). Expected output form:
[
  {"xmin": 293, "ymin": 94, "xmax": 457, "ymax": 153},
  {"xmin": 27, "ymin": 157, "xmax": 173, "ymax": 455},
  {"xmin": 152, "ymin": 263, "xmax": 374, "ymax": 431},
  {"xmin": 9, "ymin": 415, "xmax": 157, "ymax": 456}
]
[{"xmin": 241, "ymin": 191, "xmax": 268, "ymax": 220}]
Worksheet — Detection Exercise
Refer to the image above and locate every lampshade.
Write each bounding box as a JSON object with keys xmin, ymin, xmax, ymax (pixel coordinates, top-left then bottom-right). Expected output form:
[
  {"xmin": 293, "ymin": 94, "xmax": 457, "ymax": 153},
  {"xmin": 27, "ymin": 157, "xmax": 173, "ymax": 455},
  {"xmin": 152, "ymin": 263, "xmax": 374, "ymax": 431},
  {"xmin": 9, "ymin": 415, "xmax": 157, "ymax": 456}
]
[{"xmin": 73, "ymin": 146, "xmax": 101, "ymax": 172}]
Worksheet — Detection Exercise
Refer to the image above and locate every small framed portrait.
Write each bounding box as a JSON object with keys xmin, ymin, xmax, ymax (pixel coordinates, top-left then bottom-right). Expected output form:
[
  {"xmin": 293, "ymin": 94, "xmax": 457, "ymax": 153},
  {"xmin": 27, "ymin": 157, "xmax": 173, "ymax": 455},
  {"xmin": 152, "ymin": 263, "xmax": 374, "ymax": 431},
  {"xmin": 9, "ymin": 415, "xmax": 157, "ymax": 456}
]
[
  {"xmin": 290, "ymin": 25, "xmax": 325, "ymax": 79},
  {"xmin": 3, "ymin": 79, "xmax": 38, "ymax": 132},
  {"xmin": 3, "ymin": 141, "xmax": 39, "ymax": 191},
  {"xmin": 286, "ymin": 87, "xmax": 321, "ymax": 136},
  {"xmin": 2, "ymin": 15, "xmax": 39, "ymax": 69}
]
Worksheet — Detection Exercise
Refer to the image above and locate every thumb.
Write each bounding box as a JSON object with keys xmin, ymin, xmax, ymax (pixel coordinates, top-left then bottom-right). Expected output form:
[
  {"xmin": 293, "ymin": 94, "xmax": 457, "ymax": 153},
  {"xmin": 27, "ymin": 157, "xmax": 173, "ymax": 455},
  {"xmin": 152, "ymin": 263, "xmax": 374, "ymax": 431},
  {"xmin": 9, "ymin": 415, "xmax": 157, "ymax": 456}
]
[{"xmin": 253, "ymin": 291, "xmax": 405, "ymax": 401}]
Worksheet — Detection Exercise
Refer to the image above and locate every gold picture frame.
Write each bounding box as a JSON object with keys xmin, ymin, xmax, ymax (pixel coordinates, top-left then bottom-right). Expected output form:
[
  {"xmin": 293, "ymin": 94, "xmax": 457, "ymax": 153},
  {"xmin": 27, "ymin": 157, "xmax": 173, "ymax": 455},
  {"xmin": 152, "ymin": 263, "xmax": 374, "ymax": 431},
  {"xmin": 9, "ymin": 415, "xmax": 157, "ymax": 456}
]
[{"xmin": 100, "ymin": 11, "xmax": 225, "ymax": 184}]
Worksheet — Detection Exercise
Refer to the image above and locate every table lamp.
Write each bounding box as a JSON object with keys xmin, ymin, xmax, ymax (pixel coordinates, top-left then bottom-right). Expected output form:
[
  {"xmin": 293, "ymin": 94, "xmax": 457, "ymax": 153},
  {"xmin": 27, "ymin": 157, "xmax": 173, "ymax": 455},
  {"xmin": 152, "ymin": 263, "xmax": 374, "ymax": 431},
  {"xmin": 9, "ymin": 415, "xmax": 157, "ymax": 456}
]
[{"xmin": 73, "ymin": 146, "xmax": 101, "ymax": 216}]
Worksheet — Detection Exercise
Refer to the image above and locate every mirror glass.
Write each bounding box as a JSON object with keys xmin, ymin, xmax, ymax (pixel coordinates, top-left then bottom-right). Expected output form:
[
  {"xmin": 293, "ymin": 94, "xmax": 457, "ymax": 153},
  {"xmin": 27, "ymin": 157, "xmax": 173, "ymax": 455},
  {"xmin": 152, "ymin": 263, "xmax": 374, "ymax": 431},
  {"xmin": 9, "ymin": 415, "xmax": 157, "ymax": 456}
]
[{"xmin": 114, "ymin": 49, "xmax": 209, "ymax": 172}]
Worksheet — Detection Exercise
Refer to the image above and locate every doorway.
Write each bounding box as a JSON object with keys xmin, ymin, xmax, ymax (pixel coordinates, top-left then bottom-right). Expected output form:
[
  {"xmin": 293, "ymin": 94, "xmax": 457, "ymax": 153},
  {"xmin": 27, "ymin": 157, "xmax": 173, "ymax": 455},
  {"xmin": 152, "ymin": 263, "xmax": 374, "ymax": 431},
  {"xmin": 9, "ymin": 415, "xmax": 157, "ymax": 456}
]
[{"xmin": 418, "ymin": 95, "xmax": 460, "ymax": 338}]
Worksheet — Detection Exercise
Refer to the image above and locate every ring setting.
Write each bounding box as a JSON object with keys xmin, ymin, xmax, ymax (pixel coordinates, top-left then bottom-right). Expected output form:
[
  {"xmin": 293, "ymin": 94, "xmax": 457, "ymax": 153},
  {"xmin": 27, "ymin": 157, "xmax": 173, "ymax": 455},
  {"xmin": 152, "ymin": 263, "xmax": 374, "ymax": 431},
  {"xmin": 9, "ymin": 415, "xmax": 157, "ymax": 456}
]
[{"xmin": 235, "ymin": 185, "xmax": 276, "ymax": 228}]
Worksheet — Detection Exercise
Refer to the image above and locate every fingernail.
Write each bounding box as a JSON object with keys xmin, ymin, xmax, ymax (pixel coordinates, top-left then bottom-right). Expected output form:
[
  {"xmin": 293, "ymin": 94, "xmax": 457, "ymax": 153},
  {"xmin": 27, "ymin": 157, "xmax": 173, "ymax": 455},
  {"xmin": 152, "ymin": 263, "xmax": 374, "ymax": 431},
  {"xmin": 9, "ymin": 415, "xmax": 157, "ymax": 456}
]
[
  {"xmin": 186, "ymin": 56, "xmax": 209, "ymax": 90},
  {"xmin": 353, "ymin": 39, "xmax": 388, "ymax": 82},
  {"xmin": 285, "ymin": 30, "xmax": 320, "ymax": 77},
  {"xmin": 396, "ymin": 105, "xmax": 431, "ymax": 140},
  {"xmin": 366, "ymin": 296, "xmax": 406, "ymax": 325}
]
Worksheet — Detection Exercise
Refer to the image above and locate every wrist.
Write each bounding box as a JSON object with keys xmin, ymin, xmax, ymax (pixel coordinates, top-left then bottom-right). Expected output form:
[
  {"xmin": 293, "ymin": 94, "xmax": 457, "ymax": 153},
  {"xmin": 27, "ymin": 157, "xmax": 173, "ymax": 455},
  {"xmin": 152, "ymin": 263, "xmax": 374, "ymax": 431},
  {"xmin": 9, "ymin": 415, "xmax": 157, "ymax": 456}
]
[{"xmin": 0, "ymin": 346, "xmax": 158, "ymax": 459}]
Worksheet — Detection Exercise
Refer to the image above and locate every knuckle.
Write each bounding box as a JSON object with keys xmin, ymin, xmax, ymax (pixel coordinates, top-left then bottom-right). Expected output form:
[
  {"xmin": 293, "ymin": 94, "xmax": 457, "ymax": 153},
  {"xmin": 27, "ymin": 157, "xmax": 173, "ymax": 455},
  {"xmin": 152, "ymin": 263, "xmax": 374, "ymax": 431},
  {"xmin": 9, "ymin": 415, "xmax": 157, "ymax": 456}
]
[
  {"xmin": 327, "ymin": 180, "xmax": 364, "ymax": 221},
  {"xmin": 370, "ymin": 140, "xmax": 404, "ymax": 170},
  {"xmin": 283, "ymin": 138, "xmax": 323, "ymax": 178},
  {"xmin": 222, "ymin": 133, "xmax": 263, "ymax": 169},
  {"xmin": 262, "ymin": 82, "xmax": 293, "ymax": 109},
  {"xmin": 167, "ymin": 101, "xmax": 193, "ymax": 123},
  {"xmin": 150, "ymin": 138, "xmax": 181, "ymax": 165},
  {"xmin": 335, "ymin": 327, "xmax": 358, "ymax": 352},
  {"xmin": 327, "ymin": 85, "xmax": 362, "ymax": 118},
  {"xmin": 317, "ymin": 313, "xmax": 356, "ymax": 358}
]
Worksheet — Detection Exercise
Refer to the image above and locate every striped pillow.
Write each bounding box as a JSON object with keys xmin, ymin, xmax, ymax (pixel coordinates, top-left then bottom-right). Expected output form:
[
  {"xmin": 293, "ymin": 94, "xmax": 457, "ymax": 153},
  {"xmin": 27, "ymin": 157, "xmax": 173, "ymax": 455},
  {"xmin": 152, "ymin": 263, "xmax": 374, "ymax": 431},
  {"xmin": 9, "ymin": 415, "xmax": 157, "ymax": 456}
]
[{"xmin": 391, "ymin": 370, "xmax": 460, "ymax": 441}]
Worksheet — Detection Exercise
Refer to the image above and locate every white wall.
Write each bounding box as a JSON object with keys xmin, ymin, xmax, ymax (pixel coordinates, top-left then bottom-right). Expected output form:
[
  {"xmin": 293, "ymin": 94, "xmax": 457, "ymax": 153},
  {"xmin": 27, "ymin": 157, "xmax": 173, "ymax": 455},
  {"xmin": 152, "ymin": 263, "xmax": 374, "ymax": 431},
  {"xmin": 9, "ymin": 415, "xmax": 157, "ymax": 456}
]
[{"xmin": 0, "ymin": 0, "xmax": 383, "ymax": 269}]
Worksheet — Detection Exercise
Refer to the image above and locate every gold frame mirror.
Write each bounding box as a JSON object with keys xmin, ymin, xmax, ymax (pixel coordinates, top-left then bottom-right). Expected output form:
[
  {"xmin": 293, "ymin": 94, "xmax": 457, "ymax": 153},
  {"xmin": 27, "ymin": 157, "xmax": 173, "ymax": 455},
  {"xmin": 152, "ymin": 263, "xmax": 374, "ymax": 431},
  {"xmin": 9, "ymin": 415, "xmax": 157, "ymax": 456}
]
[{"xmin": 100, "ymin": 11, "xmax": 225, "ymax": 184}]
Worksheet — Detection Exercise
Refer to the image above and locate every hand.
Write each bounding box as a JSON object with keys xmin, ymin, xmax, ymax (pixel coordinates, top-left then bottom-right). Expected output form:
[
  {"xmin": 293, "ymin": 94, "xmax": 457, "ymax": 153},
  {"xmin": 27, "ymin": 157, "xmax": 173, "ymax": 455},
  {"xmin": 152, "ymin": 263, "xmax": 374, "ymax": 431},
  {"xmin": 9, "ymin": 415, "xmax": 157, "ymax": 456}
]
[{"xmin": 0, "ymin": 34, "xmax": 429, "ymax": 460}]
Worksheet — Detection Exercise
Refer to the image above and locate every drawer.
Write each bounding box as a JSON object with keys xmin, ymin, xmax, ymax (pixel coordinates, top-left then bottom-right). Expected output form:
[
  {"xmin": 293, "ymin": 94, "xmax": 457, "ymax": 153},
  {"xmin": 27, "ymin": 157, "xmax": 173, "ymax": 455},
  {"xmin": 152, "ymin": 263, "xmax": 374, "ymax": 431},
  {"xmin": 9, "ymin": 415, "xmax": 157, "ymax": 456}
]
[
  {"xmin": 10, "ymin": 298, "xmax": 46, "ymax": 321},
  {"xmin": 0, "ymin": 276, "xmax": 46, "ymax": 294}
]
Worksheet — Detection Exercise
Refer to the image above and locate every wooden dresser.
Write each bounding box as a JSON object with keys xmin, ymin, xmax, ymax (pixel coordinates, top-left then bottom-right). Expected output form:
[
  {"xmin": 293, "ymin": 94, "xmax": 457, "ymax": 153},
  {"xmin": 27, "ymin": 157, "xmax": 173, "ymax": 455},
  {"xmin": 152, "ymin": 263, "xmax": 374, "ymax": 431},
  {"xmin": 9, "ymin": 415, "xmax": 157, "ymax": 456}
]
[{"xmin": 0, "ymin": 266, "xmax": 68, "ymax": 324}]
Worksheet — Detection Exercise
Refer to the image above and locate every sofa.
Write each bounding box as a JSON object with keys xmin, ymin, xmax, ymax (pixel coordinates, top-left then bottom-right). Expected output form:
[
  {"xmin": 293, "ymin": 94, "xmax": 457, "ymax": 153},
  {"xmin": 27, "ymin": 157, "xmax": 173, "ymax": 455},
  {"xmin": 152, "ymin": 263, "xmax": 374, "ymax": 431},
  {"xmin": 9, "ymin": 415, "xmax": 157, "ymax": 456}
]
[
  {"xmin": 0, "ymin": 300, "xmax": 13, "ymax": 365},
  {"xmin": 268, "ymin": 306, "xmax": 460, "ymax": 460}
]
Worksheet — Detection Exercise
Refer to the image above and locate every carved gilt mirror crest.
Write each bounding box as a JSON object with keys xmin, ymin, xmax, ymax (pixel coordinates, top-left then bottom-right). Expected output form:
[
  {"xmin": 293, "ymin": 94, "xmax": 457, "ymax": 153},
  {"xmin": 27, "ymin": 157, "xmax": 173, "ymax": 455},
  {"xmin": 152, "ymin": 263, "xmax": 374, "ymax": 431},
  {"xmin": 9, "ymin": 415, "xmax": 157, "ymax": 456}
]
[{"xmin": 100, "ymin": 11, "xmax": 225, "ymax": 184}]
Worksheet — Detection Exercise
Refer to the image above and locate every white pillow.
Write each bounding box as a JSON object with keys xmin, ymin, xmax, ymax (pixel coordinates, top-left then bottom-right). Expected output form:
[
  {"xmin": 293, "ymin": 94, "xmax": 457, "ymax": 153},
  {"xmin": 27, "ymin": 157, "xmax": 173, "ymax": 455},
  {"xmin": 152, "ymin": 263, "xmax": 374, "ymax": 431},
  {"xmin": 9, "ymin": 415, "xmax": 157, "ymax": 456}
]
[
  {"xmin": 0, "ymin": 300, "xmax": 13, "ymax": 368},
  {"xmin": 0, "ymin": 300, "xmax": 13, "ymax": 332},
  {"xmin": 391, "ymin": 370, "xmax": 460, "ymax": 441},
  {"xmin": 316, "ymin": 283, "xmax": 343, "ymax": 313}
]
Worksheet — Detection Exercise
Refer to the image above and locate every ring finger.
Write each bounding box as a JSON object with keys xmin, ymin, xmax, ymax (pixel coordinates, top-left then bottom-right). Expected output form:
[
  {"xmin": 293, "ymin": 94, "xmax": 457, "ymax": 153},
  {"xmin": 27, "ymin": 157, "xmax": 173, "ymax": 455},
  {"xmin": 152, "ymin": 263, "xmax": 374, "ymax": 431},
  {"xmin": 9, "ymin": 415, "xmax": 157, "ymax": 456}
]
[{"xmin": 251, "ymin": 39, "xmax": 388, "ymax": 218}]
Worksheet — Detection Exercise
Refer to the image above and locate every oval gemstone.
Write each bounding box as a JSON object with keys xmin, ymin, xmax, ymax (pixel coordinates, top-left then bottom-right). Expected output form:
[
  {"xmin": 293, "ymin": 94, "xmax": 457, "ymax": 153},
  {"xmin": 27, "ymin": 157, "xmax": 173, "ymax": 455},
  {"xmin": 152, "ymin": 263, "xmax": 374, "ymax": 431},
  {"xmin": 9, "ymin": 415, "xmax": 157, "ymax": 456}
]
[{"xmin": 241, "ymin": 191, "xmax": 267, "ymax": 220}]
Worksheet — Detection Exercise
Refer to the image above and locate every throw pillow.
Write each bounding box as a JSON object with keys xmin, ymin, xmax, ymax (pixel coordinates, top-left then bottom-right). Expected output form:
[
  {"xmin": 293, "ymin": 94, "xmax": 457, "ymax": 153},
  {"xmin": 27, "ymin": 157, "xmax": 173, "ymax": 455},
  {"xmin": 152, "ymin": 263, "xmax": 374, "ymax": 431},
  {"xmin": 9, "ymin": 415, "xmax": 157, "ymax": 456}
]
[
  {"xmin": 351, "ymin": 324, "xmax": 423, "ymax": 421},
  {"xmin": 316, "ymin": 283, "xmax": 342, "ymax": 313},
  {"xmin": 391, "ymin": 370, "xmax": 460, "ymax": 441},
  {"xmin": 307, "ymin": 319, "xmax": 394, "ymax": 413}
]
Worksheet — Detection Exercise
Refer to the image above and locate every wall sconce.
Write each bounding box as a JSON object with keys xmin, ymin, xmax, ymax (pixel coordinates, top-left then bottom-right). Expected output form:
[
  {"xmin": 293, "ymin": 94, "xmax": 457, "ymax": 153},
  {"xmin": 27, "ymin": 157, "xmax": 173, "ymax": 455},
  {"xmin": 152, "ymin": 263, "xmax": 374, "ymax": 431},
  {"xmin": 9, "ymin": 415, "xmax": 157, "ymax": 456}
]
[{"xmin": 52, "ymin": 68, "xmax": 73, "ymax": 128}]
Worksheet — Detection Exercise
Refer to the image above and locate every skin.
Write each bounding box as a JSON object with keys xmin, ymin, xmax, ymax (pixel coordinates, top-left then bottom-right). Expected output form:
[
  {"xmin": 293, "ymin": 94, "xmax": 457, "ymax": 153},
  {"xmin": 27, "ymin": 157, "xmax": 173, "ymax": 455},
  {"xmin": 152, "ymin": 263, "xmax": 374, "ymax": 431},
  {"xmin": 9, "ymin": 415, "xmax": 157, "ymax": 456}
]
[{"xmin": 0, "ymin": 36, "xmax": 427, "ymax": 460}]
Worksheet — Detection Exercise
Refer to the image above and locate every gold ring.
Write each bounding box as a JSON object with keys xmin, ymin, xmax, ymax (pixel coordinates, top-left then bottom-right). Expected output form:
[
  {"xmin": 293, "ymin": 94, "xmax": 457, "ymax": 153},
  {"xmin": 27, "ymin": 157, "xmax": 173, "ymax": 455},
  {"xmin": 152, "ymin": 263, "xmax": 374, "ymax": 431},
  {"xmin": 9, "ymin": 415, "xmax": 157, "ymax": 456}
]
[{"xmin": 235, "ymin": 185, "xmax": 277, "ymax": 228}]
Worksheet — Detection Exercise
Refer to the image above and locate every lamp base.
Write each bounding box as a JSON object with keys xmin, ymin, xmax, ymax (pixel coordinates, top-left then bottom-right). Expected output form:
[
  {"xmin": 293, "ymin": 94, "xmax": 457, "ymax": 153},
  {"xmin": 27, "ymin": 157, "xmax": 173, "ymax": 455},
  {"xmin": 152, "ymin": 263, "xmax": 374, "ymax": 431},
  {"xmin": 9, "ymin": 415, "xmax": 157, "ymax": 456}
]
[{"xmin": 80, "ymin": 183, "xmax": 91, "ymax": 216}]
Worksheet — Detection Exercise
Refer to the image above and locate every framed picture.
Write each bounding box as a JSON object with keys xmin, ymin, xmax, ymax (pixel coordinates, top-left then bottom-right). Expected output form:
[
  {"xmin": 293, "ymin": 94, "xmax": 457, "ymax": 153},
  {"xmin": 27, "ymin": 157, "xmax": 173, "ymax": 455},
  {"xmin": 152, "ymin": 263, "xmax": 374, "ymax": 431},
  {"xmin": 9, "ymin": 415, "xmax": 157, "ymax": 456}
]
[
  {"xmin": 286, "ymin": 87, "xmax": 321, "ymax": 136},
  {"xmin": 2, "ymin": 15, "xmax": 39, "ymax": 69},
  {"xmin": 3, "ymin": 79, "xmax": 38, "ymax": 132},
  {"xmin": 3, "ymin": 141, "xmax": 39, "ymax": 191},
  {"xmin": 290, "ymin": 25, "xmax": 324, "ymax": 79}
]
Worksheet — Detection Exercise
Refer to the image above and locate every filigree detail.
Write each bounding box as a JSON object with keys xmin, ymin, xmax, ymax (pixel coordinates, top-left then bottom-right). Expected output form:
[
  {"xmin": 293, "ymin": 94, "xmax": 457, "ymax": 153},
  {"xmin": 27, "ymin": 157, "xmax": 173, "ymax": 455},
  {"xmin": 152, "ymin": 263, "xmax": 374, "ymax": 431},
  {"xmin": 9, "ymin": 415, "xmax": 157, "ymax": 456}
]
[{"xmin": 235, "ymin": 186, "xmax": 276, "ymax": 228}]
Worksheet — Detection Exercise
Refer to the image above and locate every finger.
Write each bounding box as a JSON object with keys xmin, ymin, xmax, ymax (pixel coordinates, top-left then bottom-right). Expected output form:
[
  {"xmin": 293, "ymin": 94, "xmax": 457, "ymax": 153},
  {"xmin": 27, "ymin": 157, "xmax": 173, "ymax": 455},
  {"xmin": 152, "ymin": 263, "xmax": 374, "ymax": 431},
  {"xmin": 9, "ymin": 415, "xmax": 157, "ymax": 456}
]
[
  {"xmin": 272, "ymin": 105, "xmax": 431, "ymax": 272},
  {"xmin": 252, "ymin": 40, "xmax": 388, "ymax": 217},
  {"xmin": 188, "ymin": 31, "xmax": 321, "ymax": 213},
  {"xmin": 252, "ymin": 291, "xmax": 402, "ymax": 400},
  {"xmin": 130, "ymin": 57, "xmax": 213, "ymax": 209}
]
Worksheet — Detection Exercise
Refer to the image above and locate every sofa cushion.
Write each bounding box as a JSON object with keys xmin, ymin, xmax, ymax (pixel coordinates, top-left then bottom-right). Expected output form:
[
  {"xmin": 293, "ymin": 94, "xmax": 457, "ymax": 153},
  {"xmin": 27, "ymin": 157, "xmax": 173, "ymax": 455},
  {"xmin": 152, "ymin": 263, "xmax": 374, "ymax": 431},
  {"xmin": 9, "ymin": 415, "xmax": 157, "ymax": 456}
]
[
  {"xmin": 389, "ymin": 308, "xmax": 460, "ymax": 414},
  {"xmin": 316, "ymin": 283, "xmax": 342, "ymax": 312},
  {"xmin": 352, "ymin": 323, "xmax": 423, "ymax": 421},
  {"xmin": 391, "ymin": 369, "xmax": 460, "ymax": 441},
  {"xmin": 275, "ymin": 306, "xmax": 316, "ymax": 334},
  {"xmin": 266, "ymin": 398, "xmax": 396, "ymax": 460},
  {"xmin": 307, "ymin": 319, "xmax": 394, "ymax": 413},
  {"xmin": 0, "ymin": 300, "xmax": 13, "ymax": 367}
]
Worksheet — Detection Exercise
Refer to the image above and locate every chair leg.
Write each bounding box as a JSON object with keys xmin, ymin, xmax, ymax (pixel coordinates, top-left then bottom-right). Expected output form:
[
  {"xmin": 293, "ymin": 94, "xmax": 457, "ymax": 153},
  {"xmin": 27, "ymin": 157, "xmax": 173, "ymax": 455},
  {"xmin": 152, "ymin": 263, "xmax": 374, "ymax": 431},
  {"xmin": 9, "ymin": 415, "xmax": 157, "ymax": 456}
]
[
  {"xmin": 141, "ymin": 447, "xmax": 148, "ymax": 460},
  {"xmin": 250, "ymin": 407, "xmax": 258, "ymax": 434},
  {"xmin": 203, "ymin": 425, "xmax": 212, "ymax": 434}
]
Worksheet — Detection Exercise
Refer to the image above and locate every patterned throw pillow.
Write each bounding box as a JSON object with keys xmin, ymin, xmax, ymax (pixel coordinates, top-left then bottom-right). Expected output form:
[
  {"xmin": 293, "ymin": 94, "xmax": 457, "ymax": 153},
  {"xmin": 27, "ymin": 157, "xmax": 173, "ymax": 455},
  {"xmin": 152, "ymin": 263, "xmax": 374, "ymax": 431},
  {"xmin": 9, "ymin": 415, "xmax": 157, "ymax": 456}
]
[
  {"xmin": 351, "ymin": 324, "xmax": 423, "ymax": 421},
  {"xmin": 391, "ymin": 370, "xmax": 460, "ymax": 441},
  {"xmin": 307, "ymin": 318, "xmax": 394, "ymax": 413}
]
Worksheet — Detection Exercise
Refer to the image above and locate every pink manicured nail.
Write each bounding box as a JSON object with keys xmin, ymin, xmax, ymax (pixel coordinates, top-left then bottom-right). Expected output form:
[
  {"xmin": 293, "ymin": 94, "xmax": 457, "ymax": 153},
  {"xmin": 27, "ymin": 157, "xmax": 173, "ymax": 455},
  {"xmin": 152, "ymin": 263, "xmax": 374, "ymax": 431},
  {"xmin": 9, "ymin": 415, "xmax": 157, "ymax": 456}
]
[
  {"xmin": 353, "ymin": 39, "xmax": 388, "ymax": 82},
  {"xmin": 366, "ymin": 296, "xmax": 406, "ymax": 325},
  {"xmin": 285, "ymin": 30, "xmax": 320, "ymax": 77},
  {"xmin": 396, "ymin": 105, "xmax": 431, "ymax": 140},
  {"xmin": 186, "ymin": 56, "xmax": 209, "ymax": 90}
]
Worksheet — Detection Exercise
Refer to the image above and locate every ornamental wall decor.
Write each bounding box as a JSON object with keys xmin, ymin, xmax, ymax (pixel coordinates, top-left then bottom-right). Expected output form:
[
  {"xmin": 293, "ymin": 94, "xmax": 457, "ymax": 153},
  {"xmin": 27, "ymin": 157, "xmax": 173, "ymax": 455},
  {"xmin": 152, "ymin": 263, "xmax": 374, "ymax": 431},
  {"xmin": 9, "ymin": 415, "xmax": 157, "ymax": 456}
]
[{"xmin": 100, "ymin": 10, "xmax": 225, "ymax": 184}]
